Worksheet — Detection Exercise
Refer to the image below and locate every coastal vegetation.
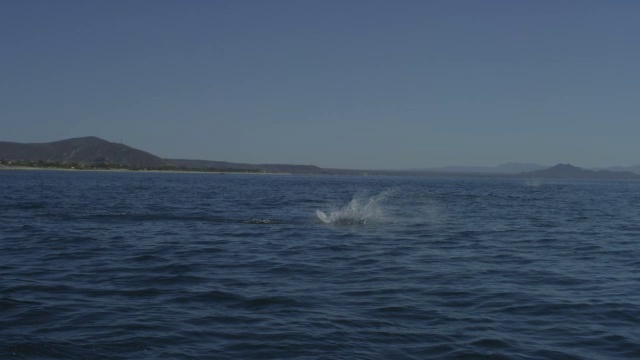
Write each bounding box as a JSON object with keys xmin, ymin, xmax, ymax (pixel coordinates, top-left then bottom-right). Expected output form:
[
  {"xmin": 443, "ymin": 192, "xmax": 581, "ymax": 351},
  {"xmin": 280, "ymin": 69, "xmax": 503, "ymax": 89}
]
[{"xmin": 0, "ymin": 159, "xmax": 266, "ymax": 173}]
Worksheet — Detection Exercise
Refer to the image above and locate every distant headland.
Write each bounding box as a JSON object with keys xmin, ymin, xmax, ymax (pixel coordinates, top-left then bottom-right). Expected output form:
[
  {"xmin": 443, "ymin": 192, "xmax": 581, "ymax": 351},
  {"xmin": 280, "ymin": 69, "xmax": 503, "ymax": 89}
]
[
  {"xmin": 0, "ymin": 136, "xmax": 353, "ymax": 175},
  {"xmin": 1, "ymin": 136, "xmax": 639, "ymax": 180}
]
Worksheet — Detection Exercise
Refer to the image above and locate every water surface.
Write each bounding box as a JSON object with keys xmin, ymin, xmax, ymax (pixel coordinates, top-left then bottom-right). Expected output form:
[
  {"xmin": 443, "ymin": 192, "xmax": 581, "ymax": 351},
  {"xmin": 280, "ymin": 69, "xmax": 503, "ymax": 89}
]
[{"xmin": 1, "ymin": 170, "xmax": 639, "ymax": 359}]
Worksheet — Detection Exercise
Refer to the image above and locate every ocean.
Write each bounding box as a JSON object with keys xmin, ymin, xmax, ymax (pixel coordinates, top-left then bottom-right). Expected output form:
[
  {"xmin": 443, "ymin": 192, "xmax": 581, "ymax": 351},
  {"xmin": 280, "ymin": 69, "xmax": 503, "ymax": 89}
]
[{"xmin": 1, "ymin": 170, "xmax": 639, "ymax": 359}]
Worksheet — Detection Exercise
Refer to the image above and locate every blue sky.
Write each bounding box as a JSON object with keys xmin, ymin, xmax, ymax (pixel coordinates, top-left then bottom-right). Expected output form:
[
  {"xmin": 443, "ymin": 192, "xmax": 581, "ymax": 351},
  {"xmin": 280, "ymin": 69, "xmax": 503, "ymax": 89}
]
[{"xmin": 2, "ymin": 0, "xmax": 639, "ymax": 169}]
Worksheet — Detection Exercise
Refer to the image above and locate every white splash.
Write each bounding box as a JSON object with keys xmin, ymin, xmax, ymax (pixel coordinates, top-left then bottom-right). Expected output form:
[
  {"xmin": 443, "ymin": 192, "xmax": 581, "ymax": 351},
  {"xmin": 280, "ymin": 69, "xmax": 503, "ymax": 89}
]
[
  {"xmin": 525, "ymin": 179, "xmax": 540, "ymax": 188},
  {"xmin": 316, "ymin": 189, "xmax": 394, "ymax": 225}
]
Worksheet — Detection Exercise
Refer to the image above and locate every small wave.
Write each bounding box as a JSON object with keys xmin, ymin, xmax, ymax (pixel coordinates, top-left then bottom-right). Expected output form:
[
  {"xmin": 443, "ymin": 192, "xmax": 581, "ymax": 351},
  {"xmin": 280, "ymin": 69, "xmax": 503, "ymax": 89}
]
[
  {"xmin": 242, "ymin": 219, "xmax": 280, "ymax": 224},
  {"xmin": 316, "ymin": 189, "xmax": 394, "ymax": 226}
]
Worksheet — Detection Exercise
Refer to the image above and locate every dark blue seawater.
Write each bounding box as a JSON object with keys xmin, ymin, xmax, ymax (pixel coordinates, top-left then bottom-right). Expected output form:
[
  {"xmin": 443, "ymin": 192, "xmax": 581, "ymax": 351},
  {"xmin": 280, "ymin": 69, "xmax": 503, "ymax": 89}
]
[{"xmin": 1, "ymin": 170, "xmax": 639, "ymax": 359}]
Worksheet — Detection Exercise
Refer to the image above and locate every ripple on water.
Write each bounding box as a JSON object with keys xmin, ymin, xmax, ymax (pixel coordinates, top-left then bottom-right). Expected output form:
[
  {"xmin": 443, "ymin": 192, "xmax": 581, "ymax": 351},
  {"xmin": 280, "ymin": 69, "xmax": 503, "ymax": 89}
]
[{"xmin": 2, "ymin": 172, "xmax": 640, "ymax": 359}]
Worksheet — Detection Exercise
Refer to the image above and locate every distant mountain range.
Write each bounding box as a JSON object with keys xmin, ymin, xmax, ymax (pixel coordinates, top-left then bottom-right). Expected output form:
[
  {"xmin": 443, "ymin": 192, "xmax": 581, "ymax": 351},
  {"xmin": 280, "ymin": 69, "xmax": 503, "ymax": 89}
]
[
  {"xmin": 420, "ymin": 162, "xmax": 549, "ymax": 174},
  {"xmin": 416, "ymin": 162, "xmax": 640, "ymax": 177},
  {"xmin": 1, "ymin": 136, "xmax": 640, "ymax": 179},
  {"xmin": 519, "ymin": 163, "xmax": 640, "ymax": 180},
  {"xmin": 601, "ymin": 165, "xmax": 640, "ymax": 174}
]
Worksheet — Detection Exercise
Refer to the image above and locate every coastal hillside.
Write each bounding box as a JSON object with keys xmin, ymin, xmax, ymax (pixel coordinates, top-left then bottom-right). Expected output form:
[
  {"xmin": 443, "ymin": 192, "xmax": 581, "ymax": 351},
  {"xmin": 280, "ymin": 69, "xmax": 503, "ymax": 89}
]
[
  {"xmin": 605, "ymin": 165, "xmax": 640, "ymax": 175},
  {"xmin": 168, "ymin": 159, "xmax": 326, "ymax": 174},
  {"xmin": 0, "ymin": 137, "xmax": 331, "ymax": 174},
  {"xmin": 421, "ymin": 162, "xmax": 548, "ymax": 174},
  {"xmin": 3, "ymin": 137, "xmax": 640, "ymax": 179},
  {"xmin": 0, "ymin": 136, "xmax": 168, "ymax": 166}
]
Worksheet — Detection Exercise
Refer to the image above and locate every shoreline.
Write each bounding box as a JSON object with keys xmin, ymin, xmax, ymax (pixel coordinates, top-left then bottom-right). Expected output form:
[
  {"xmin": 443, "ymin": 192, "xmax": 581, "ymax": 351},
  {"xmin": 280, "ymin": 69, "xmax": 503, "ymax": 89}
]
[
  {"xmin": 0, "ymin": 165, "xmax": 291, "ymax": 175},
  {"xmin": 3, "ymin": 165, "xmax": 637, "ymax": 181}
]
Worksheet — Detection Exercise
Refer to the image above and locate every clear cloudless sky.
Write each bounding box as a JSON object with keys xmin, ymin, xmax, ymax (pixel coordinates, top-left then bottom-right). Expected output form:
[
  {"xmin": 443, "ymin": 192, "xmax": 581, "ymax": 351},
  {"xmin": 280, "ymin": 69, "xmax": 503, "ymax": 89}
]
[{"xmin": 2, "ymin": 0, "xmax": 640, "ymax": 169}]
